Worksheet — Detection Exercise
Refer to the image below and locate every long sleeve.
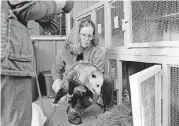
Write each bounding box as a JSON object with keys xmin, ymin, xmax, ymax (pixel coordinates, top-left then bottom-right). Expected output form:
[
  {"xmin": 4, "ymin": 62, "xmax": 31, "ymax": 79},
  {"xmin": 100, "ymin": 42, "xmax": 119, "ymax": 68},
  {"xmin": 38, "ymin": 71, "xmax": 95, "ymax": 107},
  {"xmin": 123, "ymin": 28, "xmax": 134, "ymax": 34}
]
[
  {"xmin": 51, "ymin": 50, "xmax": 66, "ymax": 81},
  {"xmin": 12, "ymin": 1, "xmax": 74, "ymax": 22},
  {"xmin": 92, "ymin": 48, "xmax": 105, "ymax": 73},
  {"xmin": 15, "ymin": 1, "xmax": 57, "ymax": 22}
]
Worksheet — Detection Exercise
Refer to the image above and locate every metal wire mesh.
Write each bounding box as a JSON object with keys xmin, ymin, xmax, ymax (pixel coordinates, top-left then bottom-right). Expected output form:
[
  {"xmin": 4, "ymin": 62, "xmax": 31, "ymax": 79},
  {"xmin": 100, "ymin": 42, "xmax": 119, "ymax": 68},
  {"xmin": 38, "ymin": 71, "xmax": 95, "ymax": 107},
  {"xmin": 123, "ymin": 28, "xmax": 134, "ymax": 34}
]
[
  {"xmin": 132, "ymin": 1, "xmax": 179, "ymax": 43},
  {"xmin": 96, "ymin": 6, "xmax": 105, "ymax": 47},
  {"xmin": 111, "ymin": 1, "xmax": 124, "ymax": 47},
  {"xmin": 109, "ymin": 59, "xmax": 117, "ymax": 79},
  {"xmin": 169, "ymin": 66, "xmax": 179, "ymax": 126},
  {"xmin": 141, "ymin": 75, "xmax": 155, "ymax": 126}
]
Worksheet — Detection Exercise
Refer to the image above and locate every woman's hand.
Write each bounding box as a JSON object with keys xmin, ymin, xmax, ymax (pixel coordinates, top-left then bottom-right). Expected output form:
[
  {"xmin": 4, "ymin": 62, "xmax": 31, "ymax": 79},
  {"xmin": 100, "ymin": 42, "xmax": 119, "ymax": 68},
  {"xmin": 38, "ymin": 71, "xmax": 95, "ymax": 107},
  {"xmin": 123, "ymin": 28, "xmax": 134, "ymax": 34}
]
[
  {"xmin": 52, "ymin": 79, "xmax": 62, "ymax": 94},
  {"xmin": 60, "ymin": 94, "xmax": 72, "ymax": 103},
  {"xmin": 51, "ymin": 94, "xmax": 72, "ymax": 107}
]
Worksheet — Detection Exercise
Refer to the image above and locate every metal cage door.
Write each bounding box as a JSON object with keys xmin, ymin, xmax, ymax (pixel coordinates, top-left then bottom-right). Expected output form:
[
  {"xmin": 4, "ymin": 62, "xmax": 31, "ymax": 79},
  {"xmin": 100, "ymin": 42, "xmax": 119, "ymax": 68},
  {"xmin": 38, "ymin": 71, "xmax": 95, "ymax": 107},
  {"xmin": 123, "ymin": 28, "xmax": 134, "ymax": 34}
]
[{"xmin": 129, "ymin": 65, "xmax": 162, "ymax": 126}]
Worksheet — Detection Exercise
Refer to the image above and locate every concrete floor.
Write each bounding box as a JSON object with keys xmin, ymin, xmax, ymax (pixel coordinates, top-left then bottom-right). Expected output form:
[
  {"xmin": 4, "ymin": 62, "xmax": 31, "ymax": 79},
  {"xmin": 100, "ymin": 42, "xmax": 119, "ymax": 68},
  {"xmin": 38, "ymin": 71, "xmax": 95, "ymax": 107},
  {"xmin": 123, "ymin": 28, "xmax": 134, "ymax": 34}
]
[{"xmin": 34, "ymin": 97, "xmax": 104, "ymax": 126}]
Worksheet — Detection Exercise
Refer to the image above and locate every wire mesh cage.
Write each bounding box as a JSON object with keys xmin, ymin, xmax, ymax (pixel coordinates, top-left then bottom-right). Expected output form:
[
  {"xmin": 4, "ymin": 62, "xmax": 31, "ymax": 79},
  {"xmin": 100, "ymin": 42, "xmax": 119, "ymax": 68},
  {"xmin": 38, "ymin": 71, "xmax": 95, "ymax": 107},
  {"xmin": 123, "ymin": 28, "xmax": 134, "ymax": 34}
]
[
  {"xmin": 132, "ymin": 1, "xmax": 179, "ymax": 43},
  {"xmin": 141, "ymin": 75, "xmax": 155, "ymax": 126},
  {"xmin": 96, "ymin": 6, "xmax": 105, "ymax": 47},
  {"xmin": 109, "ymin": 59, "xmax": 117, "ymax": 79},
  {"xmin": 169, "ymin": 66, "xmax": 179, "ymax": 126},
  {"xmin": 129, "ymin": 65, "xmax": 161, "ymax": 126},
  {"xmin": 111, "ymin": 0, "xmax": 124, "ymax": 47}
]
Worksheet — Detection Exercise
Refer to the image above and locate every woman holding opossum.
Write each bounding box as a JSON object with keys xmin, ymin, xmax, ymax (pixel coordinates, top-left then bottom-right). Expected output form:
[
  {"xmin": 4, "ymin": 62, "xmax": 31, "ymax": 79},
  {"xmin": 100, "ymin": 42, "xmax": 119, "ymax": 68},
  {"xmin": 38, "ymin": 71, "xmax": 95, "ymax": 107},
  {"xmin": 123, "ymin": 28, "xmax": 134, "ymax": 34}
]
[{"xmin": 51, "ymin": 19, "xmax": 115, "ymax": 124}]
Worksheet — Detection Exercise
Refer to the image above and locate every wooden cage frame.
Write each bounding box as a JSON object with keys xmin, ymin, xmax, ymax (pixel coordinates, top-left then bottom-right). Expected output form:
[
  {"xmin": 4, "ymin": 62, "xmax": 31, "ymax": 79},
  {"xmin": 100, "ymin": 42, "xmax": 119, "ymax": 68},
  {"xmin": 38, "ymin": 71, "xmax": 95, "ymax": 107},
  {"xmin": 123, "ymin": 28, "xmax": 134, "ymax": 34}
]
[{"xmin": 74, "ymin": 0, "xmax": 179, "ymax": 126}]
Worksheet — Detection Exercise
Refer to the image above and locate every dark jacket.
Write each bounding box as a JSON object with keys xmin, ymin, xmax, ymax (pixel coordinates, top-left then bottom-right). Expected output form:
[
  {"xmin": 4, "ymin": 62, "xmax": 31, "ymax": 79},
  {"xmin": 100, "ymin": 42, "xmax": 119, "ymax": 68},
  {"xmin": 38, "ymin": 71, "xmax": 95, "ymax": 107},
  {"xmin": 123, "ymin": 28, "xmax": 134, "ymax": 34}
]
[{"xmin": 1, "ymin": 1, "xmax": 60, "ymax": 77}]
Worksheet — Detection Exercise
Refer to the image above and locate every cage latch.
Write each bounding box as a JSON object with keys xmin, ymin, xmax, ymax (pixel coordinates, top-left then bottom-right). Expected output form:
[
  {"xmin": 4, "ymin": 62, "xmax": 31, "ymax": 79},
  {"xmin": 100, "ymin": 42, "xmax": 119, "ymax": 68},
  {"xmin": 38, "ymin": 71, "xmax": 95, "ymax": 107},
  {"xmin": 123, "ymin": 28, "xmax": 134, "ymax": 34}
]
[{"xmin": 122, "ymin": 19, "xmax": 128, "ymax": 32}]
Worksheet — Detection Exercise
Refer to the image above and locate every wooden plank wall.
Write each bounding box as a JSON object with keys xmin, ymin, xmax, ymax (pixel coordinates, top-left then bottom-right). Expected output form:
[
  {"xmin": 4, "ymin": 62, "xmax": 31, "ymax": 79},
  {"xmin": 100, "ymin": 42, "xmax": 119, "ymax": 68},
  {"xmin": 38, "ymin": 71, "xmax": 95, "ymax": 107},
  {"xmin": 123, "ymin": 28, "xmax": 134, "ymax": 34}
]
[{"xmin": 33, "ymin": 40, "xmax": 65, "ymax": 74}]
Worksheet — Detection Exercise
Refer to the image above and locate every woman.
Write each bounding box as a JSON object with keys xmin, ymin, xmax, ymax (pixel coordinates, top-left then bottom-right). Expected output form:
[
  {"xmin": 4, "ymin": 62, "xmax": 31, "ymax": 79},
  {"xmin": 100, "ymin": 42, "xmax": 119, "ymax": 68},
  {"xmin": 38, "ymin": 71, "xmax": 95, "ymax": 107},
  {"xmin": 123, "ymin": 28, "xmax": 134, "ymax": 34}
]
[{"xmin": 52, "ymin": 19, "xmax": 114, "ymax": 109}]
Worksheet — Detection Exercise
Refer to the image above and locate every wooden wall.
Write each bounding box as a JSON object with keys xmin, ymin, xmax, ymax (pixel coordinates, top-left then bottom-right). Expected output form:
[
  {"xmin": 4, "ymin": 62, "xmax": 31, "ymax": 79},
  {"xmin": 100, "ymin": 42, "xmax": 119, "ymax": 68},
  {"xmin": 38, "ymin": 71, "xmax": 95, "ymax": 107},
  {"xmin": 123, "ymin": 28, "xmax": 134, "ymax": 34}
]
[{"xmin": 32, "ymin": 38, "xmax": 66, "ymax": 74}]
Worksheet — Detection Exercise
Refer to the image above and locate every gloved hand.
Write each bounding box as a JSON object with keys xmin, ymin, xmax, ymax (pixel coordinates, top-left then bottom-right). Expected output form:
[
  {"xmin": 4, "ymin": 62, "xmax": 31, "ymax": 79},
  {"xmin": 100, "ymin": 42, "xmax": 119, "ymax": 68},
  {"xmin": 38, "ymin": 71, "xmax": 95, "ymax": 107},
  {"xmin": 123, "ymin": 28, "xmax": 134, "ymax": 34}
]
[
  {"xmin": 38, "ymin": 18, "xmax": 59, "ymax": 35},
  {"xmin": 52, "ymin": 79, "xmax": 62, "ymax": 93},
  {"xmin": 37, "ymin": 0, "xmax": 74, "ymax": 35},
  {"xmin": 52, "ymin": 94, "xmax": 72, "ymax": 107},
  {"xmin": 60, "ymin": 94, "xmax": 72, "ymax": 103}
]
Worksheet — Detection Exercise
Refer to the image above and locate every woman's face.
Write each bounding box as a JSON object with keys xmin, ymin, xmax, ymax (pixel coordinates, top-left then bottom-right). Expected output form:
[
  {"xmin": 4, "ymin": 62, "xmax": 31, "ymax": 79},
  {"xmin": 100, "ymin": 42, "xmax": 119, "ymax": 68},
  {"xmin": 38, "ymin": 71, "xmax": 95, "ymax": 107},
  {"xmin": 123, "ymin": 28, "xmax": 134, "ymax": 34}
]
[{"xmin": 80, "ymin": 26, "xmax": 94, "ymax": 49}]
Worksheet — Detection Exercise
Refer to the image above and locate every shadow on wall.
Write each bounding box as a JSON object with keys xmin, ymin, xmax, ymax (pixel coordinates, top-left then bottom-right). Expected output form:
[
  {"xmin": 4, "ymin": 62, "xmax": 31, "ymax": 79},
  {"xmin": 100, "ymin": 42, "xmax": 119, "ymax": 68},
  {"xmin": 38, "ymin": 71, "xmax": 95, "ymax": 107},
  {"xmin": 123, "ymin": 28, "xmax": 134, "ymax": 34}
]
[
  {"xmin": 38, "ymin": 71, "xmax": 56, "ymax": 98},
  {"xmin": 122, "ymin": 61, "xmax": 156, "ymax": 94}
]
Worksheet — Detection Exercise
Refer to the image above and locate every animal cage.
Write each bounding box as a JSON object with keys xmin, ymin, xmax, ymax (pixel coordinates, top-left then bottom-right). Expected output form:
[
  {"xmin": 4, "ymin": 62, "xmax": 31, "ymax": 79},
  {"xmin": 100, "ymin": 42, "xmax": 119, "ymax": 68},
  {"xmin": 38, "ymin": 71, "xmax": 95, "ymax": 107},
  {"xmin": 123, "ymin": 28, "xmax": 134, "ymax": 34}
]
[
  {"xmin": 129, "ymin": 65, "xmax": 162, "ymax": 126},
  {"xmin": 169, "ymin": 66, "xmax": 179, "ymax": 126},
  {"xmin": 74, "ymin": 0, "xmax": 179, "ymax": 126},
  {"xmin": 129, "ymin": 64, "xmax": 179, "ymax": 126},
  {"xmin": 132, "ymin": 1, "xmax": 179, "ymax": 43},
  {"xmin": 162, "ymin": 65, "xmax": 179, "ymax": 126},
  {"xmin": 95, "ymin": 6, "xmax": 105, "ymax": 47},
  {"xmin": 110, "ymin": 0, "xmax": 124, "ymax": 47},
  {"xmin": 128, "ymin": 1, "xmax": 179, "ymax": 125},
  {"xmin": 128, "ymin": 0, "xmax": 179, "ymax": 48}
]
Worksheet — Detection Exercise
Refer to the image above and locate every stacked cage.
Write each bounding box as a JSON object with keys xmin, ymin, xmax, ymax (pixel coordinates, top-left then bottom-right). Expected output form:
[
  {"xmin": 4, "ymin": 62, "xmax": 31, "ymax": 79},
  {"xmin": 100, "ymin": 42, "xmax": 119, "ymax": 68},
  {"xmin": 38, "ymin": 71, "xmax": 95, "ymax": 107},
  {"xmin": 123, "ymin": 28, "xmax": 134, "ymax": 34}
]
[
  {"xmin": 132, "ymin": 1, "xmax": 179, "ymax": 43},
  {"xmin": 169, "ymin": 66, "xmax": 179, "ymax": 126},
  {"xmin": 95, "ymin": 6, "xmax": 105, "ymax": 47},
  {"xmin": 110, "ymin": 0, "xmax": 124, "ymax": 47}
]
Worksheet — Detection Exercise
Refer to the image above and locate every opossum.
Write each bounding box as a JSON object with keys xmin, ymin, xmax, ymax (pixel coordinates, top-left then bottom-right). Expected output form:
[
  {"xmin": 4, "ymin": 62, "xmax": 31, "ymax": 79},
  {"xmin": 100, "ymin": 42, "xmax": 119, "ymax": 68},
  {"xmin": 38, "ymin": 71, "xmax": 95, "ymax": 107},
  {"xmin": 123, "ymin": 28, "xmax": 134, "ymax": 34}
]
[
  {"xmin": 53, "ymin": 61, "xmax": 104, "ymax": 106},
  {"xmin": 68, "ymin": 84, "xmax": 93, "ymax": 108}
]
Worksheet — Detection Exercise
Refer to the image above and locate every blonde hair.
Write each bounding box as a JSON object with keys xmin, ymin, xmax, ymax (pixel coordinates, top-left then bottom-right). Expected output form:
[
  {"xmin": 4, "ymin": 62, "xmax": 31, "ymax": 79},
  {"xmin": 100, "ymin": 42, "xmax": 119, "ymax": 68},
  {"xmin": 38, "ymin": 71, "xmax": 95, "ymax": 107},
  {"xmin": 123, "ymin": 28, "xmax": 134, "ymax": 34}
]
[{"xmin": 65, "ymin": 19, "xmax": 99, "ymax": 55}]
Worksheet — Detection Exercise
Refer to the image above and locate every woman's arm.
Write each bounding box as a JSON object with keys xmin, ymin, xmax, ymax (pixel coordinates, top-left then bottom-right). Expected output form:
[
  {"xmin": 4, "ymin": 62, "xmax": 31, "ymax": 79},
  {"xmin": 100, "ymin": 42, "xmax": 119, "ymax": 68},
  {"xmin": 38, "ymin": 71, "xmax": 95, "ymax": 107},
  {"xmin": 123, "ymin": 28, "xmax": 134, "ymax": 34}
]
[
  {"xmin": 92, "ymin": 48, "xmax": 105, "ymax": 72},
  {"xmin": 51, "ymin": 50, "xmax": 66, "ymax": 81}
]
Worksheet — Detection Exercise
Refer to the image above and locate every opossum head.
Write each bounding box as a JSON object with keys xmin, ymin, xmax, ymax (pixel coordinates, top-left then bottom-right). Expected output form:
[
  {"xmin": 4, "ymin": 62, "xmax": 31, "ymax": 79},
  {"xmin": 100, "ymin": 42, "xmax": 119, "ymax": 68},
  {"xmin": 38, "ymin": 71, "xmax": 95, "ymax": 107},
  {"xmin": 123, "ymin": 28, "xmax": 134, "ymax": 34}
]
[{"xmin": 87, "ymin": 71, "xmax": 103, "ymax": 95}]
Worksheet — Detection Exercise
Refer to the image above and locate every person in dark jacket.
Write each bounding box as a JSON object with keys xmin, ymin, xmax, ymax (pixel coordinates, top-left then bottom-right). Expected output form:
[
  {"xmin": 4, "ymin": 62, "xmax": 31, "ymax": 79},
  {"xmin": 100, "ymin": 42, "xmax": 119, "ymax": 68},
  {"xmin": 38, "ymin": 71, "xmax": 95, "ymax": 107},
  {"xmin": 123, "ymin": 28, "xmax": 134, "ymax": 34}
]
[{"xmin": 1, "ymin": 1, "xmax": 74, "ymax": 126}]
